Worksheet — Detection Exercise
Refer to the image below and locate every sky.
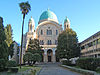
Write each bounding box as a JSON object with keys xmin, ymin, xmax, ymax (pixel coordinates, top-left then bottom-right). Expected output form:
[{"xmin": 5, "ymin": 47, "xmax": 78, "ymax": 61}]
[{"xmin": 0, "ymin": 0, "xmax": 100, "ymax": 44}]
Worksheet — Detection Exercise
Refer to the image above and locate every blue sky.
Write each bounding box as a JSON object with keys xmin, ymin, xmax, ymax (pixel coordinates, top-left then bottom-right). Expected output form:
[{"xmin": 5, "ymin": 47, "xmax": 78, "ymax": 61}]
[{"xmin": 0, "ymin": 0, "xmax": 100, "ymax": 44}]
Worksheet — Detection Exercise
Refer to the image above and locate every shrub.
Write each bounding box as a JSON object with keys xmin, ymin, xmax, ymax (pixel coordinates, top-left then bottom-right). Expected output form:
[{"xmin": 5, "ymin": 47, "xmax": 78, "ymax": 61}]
[
  {"xmin": 30, "ymin": 69, "xmax": 36, "ymax": 75},
  {"xmin": 8, "ymin": 67, "xmax": 18, "ymax": 73},
  {"xmin": 32, "ymin": 53, "xmax": 42, "ymax": 63},
  {"xmin": 76, "ymin": 58, "xmax": 100, "ymax": 71},
  {"xmin": 7, "ymin": 60, "xmax": 17, "ymax": 67},
  {"xmin": 62, "ymin": 60, "xmax": 72, "ymax": 66},
  {"xmin": 23, "ymin": 52, "xmax": 33, "ymax": 65},
  {"xmin": 96, "ymin": 67, "xmax": 100, "ymax": 73},
  {"xmin": 0, "ymin": 59, "xmax": 6, "ymax": 71}
]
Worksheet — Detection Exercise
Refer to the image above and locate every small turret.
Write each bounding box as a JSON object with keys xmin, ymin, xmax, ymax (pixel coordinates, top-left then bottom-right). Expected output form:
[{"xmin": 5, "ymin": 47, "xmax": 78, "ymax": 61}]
[
  {"xmin": 64, "ymin": 16, "xmax": 70, "ymax": 30},
  {"xmin": 28, "ymin": 16, "xmax": 35, "ymax": 33}
]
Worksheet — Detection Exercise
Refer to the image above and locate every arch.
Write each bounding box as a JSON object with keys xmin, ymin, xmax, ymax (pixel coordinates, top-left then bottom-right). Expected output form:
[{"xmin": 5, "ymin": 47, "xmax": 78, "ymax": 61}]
[{"xmin": 47, "ymin": 49, "xmax": 53, "ymax": 62}]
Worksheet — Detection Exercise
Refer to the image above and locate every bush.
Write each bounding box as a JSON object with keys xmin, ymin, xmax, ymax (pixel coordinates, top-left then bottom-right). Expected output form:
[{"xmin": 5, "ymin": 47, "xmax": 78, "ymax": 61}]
[
  {"xmin": 96, "ymin": 67, "xmax": 100, "ymax": 73},
  {"xmin": 62, "ymin": 60, "xmax": 72, "ymax": 66},
  {"xmin": 76, "ymin": 58, "xmax": 100, "ymax": 71},
  {"xmin": 32, "ymin": 53, "xmax": 42, "ymax": 62},
  {"xmin": 7, "ymin": 60, "xmax": 17, "ymax": 67},
  {"xmin": 30, "ymin": 69, "xmax": 36, "ymax": 75},
  {"xmin": 8, "ymin": 67, "xmax": 18, "ymax": 73},
  {"xmin": 0, "ymin": 59, "xmax": 6, "ymax": 71}
]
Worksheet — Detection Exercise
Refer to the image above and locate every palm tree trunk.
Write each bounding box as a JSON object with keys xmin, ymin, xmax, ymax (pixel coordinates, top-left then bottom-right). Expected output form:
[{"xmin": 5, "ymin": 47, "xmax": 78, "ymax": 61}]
[{"xmin": 20, "ymin": 14, "xmax": 25, "ymax": 69}]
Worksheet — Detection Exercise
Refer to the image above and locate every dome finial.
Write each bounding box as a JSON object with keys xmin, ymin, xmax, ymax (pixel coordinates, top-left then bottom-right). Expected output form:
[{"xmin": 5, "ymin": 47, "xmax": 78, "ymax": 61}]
[{"xmin": 31, "ymin": 16, "xmax": 32, "ymax": 18}]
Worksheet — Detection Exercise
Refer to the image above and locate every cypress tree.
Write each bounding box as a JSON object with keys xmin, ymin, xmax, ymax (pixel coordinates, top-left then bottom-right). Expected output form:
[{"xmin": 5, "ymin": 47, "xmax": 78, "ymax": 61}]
[
  {"xmin": 5, "ymin": 24, "xmax": 14, "ymax": 57},
  {"xmin": 0, "ymin": 17, "xmax": 8, "ymax": 60}
]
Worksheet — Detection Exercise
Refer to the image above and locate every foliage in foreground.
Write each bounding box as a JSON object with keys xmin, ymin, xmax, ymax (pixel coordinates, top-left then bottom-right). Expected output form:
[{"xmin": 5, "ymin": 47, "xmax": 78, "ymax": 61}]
[
  {"xmin": 0, "ymin": 59, "xmax": 6, "ymax": 71},
  {"xmin": 76, "ymin": 58, "xmax": 100, "ymax": 71},
  {"xmin": 27, "ymin": 39, "xmax": 42, "ymax": 55},
  {"xmin": 5, "ymin": 24, "xmax": 14, "ymax": 57},
  {"xmin": 7, "ymin": 60, "xmax": 17, "ymax": 67},
  {"xmin": 23, "ymin": 52, "xmax": 41, "ymax": 65},
  {"xmin": 0, "ymin": 17, "xmax": 8, "ymax": 70}
]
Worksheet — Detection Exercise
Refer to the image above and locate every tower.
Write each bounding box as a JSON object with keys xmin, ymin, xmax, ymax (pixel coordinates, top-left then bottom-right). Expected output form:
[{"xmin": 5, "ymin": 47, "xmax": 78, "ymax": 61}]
[
  {"xmin": 28, "ymin": 16, "xmax": 35, "ymax": 33},
  {"xmin": 64, "ymin": 17, "xmax": 70, "ymax": 30},
  {"xmin": 25, "ymin": 17, "xmax": 35, "ymax": 50}
]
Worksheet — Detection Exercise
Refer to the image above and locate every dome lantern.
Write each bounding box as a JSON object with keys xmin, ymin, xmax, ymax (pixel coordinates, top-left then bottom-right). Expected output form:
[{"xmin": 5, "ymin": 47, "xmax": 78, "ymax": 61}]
[{"xmin": 28, "ymin": 16, "xmax": 35, "ymax": 32}]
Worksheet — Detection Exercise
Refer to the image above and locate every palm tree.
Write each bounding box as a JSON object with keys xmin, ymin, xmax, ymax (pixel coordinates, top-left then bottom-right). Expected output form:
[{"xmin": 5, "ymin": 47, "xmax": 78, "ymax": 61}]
[{"xmin": 19, "ymin": 1, "xmax": 31, "ymax": 68}]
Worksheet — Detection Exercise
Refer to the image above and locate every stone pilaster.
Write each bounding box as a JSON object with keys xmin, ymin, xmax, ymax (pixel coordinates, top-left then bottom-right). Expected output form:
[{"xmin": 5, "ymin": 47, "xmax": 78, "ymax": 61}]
[
  {"xmin": 52, "ymin": 48, "xmax": 56, "ymax": 63},
  {"xmin": 44, "ymin": 49, "xmax": 47, "ymax": 63}
]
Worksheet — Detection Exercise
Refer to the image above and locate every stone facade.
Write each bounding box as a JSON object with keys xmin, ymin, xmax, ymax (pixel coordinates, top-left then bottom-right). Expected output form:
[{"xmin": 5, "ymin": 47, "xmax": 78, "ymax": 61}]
[
  {"xmin": 23, "ymin": 9, "xmax": 70, "ymax": 63},
  {"xmin": 80, "ymin": 31, "xmax": 100, "ymax": 58}
]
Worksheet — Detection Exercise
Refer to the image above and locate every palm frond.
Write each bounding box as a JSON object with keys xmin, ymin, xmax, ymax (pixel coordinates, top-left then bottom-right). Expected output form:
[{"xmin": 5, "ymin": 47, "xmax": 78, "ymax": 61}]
[{"xmin": 19, "ymin": 1, "xmax": 31, "ymax": 14}]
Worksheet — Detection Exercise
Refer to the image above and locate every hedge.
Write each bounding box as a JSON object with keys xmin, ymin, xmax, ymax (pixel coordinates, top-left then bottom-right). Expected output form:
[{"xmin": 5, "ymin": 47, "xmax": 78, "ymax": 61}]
[
  {"xmin": 0, "ymin": 59, "xmax": 6, "ymax": 71},
  {"xmin": 62, "ymin": 60, "xmax": 75, "ymax": 66},
  {"xmin": 76, "ymin": 58, "xmax": 100, "ymax": 71},
  {"xmin": 7, "ymin": 60, "xmax": 17, "ymax": 67}
]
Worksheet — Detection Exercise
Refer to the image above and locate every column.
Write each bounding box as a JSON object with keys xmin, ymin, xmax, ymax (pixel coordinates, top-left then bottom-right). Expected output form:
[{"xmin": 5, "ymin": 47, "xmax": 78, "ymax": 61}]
[
  {"xmin": 44, "ymin": 49, "xmax": 47, "ymax": 63},
  {"xmin": 52, "ymin": 48, "xmax": 56, "ymax": 63}
]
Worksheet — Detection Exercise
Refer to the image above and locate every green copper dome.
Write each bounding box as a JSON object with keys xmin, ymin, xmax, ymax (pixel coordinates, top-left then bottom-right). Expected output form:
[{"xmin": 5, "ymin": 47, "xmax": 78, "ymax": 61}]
[
  {"xmin": 39, "ymin": 9, "xmax": 58, "ymax": 22},
  {"xmin": 64, "ymin": 17, "xmax": 70, "ymax": 23}
]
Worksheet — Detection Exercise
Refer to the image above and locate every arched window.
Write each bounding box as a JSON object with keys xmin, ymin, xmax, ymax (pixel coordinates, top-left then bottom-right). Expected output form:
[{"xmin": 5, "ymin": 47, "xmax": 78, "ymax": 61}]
[
  {"xmin": 47, "ymin": 40, "xmax": 52, "ymax": 45},
  {"xmin": 47, "ymin": 29, "xmax": 52, "ymax": 35},
  {"xmin": 42, "ymin": 40, "xmax": 44, "ymax": 45},
  {"xmin": 55, "ymin": 40, "xmax": 58, "ymax": 45},
  {"xmin": 50, "ymin": 40, "xmax": 52, "ymax": 45},
  {"xmin": 40, "ymin": 40, "xmax": 44, "ymax": 45},
  {"xmin": 41, "ymin": 30, "xmax": 43, "ymax": 35},
  {"xmin": 56, "ymin": 30, "xmax": 58, "ymax": 35}
]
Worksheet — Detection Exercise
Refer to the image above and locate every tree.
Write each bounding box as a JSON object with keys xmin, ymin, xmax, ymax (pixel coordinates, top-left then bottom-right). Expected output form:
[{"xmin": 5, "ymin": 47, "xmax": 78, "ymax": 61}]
[
  {"xmin": 23, "ymin": 52, "xmax": 33, "ymax": 65},
  {"xmin": 0, "ymin": 17, "xmax": 8, "ymax": 69},
  {"xmin": 9, "ymin": 43, "xmax": 14, "ymax": 57},
  {"xmin": 5, "ymin": 24, "xmax": 14, "ymax": 57},
  {"xmin": 27, "ymin": 39, "xmax": 42, "ymax": 55},
  {"xmin": 32, "ymin": 53, "xmax": 42, "ymax": 64},
  {"xmin": 23, "ymin": 52, "xmax": 41, "ymax": 65},
  {"xmin": 56, "ymin": 29, "xmax": 80, "ymax": 60},
  {"xmin": 19, "ymin": 1, "xmax": 31, "ymax": 68}
]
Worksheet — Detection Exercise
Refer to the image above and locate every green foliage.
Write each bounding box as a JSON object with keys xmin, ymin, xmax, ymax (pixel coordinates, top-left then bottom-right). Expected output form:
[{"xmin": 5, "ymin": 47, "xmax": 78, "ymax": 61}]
[
  {"xmin": 7, "ymin": 60, "xmax": 17, "ymax": 67},
  {"xmin": 30, "ymin": 69, "xmax": 36, "ymax": 75},
  {"xmin": 8, "ymin": 67, "xmax": 18, "ymax": 73},
  {"xmin": 5, "ymin": 24, "xmax": 14, "ymax": 57},
  {"xmin": 62, "ymin": 60, "xmax": 72, "ymax": 66},
  {"xmin": 23, "ymin": 52, "xmax": 33, "ymax": 63},
  {"xmin": 56, "ymin": 29, "xmax": 80, "ymax": 60},
  {"xmin": 8, "ymin": 43, "xmax": 14, "ymax": 57},
  {"xmin": 23, "ymin": 52, "xmax": 42, "ymax": 65},
  {"xmin": 5, "ymin": 24, "xmax": 13, "ymax": 47},
  {"xmin": 0, "ymin": 17, "xmax": 6, "ymax": 41},
  {"xmin": 0, "ymin": 17, "xmax": 8, "ymax": 60},
  {"xmin": 27, "ymin": 39, "xmax": 42, "ymax": 56},
  {"xmin": 96, "ymin": 67, "xmax": 100, "ymax": 73},
  {"xmin": 19, "ymin": 1, "xmax": 31, "ymax": 15},
  {"xmin": 0, "ymin": 59, "xmax": 6, "ymax": 71},
  {"xmin": 32, "ymin": 53, "xmax": 42, "ymax": 62},
  {"xmin": 76, "ymin": 58, "xmax": 100, "ymax": 71}
]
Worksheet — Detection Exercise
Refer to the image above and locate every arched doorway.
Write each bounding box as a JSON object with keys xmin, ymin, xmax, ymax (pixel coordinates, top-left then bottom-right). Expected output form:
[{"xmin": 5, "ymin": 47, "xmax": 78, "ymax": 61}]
[{"xmin": 47, "ymin": 49, "xmax": 53, "ymax": 62}]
